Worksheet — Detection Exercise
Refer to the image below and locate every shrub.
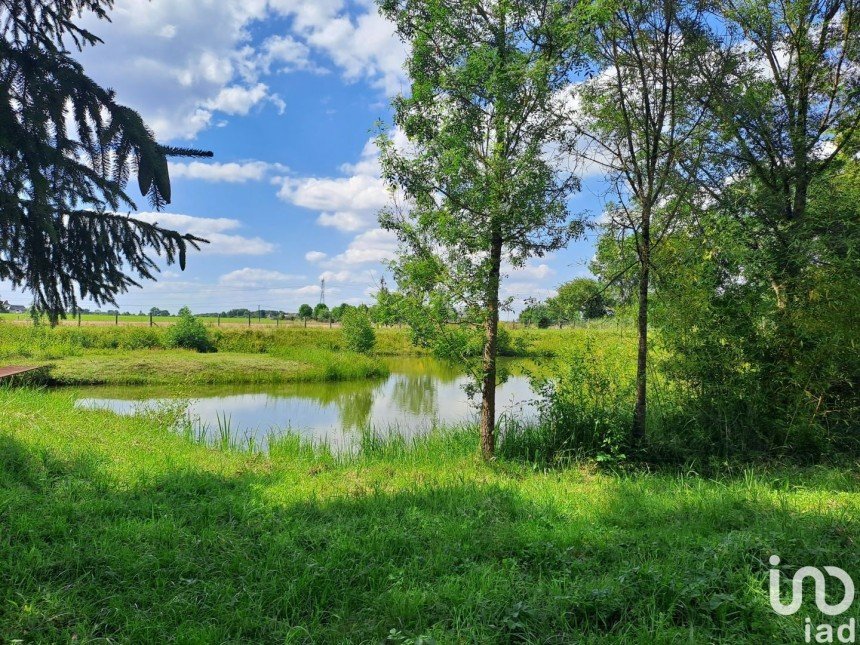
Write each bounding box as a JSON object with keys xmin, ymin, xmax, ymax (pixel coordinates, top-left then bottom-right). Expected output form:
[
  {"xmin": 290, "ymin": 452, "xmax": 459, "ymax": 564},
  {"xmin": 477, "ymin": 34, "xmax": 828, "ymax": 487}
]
[
  {"xmin": 341, "ymin": 309, "xmax": 375, "ymax": 353},
  {"xmin": 166, "ymin": 307, "xmax": 214, "ymax": 352}
]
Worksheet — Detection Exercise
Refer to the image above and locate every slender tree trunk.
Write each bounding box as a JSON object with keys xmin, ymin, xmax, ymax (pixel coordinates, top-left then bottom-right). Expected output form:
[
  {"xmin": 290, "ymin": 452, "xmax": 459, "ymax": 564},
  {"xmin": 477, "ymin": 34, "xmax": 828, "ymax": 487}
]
[
  {"xmin": 480, "ymin": 233, "xmax": 503, "ymax": 460},
  {"xmin": 632, "ymin": 209, "xmax": 650, "ymax": 441}
]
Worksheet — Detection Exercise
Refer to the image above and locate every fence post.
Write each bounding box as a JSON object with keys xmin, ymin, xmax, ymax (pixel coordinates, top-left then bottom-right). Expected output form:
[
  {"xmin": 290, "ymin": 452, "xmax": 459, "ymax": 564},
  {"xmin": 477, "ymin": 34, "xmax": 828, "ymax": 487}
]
[
  {"xmin": 217, "ymin": 314, "xmax": 221, "ymax": 327},
  {"xmin": 248, "ymin": 312, "xmax": 251, "ymax": 327},
  {"xmin": 78, "ymin": 311, "xmax": 81, "ymax": 327},
  {"xmin": 115, "ymin": 312, "xmax": 119, "ymax": 326},
  {"xmin": 149, "ymin": 312, "xmax": 153, "ymax": 327}
]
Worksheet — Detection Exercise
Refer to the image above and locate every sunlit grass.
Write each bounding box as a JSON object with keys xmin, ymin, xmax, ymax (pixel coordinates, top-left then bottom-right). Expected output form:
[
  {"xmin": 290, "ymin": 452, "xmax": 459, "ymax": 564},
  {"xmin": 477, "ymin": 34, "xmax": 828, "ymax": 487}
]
[{"xmin": 0, "ymin": 387, "xmax": 856, "ymax": 642}]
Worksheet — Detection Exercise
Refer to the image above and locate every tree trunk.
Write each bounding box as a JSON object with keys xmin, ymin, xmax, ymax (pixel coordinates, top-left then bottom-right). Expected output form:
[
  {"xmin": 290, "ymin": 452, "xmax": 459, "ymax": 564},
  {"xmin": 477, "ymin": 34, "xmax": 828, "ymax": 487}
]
[
  {"xmin": 480, "ymin": 234, "xmax": 503, "ymax": 460},
  {"xmin": 632, "ymin": 210, "xmax": 650, "ymax": 442}
]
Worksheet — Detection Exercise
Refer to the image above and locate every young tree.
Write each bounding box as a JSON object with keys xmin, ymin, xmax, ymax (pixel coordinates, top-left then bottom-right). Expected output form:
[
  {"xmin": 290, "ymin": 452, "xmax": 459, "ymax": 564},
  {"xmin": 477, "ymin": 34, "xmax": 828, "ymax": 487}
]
[
  {"xmin": 298, "ymin": 304, "xmax": 313, "ymax": 322},
  {"xmin": 378, "ymin": 0, "xmax": 586, "ymax": 458},
  {"xmin": 588, "ymin": 226, "xmax": 639, "ymax": 307},
  {"xmin": 0, "ymin": 0, "xmax": 212, "ymax": 323},
  {"xmin": 519, "ymin": 301, "xmax": 555, "ymax": 328},
  {"xmin": 576, "ymin": 0, "xmax": 709, "ymax": 440},
  {"xmin": 341, "ymin": 308, "xmax": 376, "ymax": 354},
  {"xmin": 313, "ymin": 303, "xmax": 330, "ymax": 321},
  {"xmin": 554, "ymin": 278, "xmax": 607, "ymax": 321}
]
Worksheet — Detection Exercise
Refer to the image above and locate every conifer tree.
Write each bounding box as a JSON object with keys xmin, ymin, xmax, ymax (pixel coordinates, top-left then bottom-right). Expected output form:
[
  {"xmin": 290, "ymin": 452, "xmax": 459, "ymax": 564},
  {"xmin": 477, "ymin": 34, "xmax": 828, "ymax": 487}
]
[{"xmin": 0, "ymin": 0, "xmax": 212, "ymax": 323}]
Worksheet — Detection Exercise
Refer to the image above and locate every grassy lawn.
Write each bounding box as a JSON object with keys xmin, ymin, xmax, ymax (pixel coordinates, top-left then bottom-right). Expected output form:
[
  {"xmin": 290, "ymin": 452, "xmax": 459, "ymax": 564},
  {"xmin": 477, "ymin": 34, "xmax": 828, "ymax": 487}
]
[
  {"xmin": 1, "ymin": 388, "xmax": 856, "ymax": 643},
  {"xmin": 42, "ymin": 349, "xmax": 389, "ymax": 385}
]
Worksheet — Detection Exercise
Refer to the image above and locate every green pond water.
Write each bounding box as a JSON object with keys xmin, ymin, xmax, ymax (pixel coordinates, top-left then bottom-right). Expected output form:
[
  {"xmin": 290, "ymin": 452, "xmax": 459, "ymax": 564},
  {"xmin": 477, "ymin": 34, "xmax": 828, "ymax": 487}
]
[{"xmin": 74, "ymin": 357, "xmax": 542, "ymax": 450}]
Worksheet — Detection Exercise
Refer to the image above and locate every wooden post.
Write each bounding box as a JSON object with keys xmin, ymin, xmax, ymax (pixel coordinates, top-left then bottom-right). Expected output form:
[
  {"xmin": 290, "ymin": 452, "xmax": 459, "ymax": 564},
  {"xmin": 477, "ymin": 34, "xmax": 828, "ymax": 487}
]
[
  {"xmin": 248, "ymin": 312, "xmax": 251, "ymax": 327},
  {"xmin": 115, "ymin": 312, "xmax": 119, "ymax": 326},
  {"xmin": 149, "ymin": 312, "xmax": 153, "ymax": 327},
  {"xmin": 78, "ymin": 311, "xmax": 81, "ymax": 327},
  {"xmin": 217, "ymin": 314, "xmax": 221, "ymax": 327}
]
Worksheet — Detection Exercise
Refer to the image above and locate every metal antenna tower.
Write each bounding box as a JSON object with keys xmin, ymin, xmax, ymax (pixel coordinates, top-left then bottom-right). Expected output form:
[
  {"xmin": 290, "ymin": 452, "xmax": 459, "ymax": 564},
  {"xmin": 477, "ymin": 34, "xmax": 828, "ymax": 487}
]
[{"xmin": 319, "ymin": 278, "xmax": 326, "ymax": 305}]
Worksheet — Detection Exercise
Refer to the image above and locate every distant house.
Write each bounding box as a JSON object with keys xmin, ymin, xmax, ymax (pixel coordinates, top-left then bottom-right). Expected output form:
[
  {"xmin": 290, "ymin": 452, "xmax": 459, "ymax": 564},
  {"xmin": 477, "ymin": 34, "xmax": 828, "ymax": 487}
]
[{"xmin": 8, "ymin": 305, "xmax": 26, "ymax": 313}]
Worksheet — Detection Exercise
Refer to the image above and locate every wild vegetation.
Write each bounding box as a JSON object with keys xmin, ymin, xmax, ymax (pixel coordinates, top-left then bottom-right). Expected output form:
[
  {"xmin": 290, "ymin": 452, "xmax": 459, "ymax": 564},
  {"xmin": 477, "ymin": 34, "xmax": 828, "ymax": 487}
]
[
  {"xmin": 0, "ymin": 387, "xmax": 857, "ymax": 642},
  {"xmin": 375, "ymin": 0, "xmax": 859, "ymax": 462},
  {"xmin": 1, "ymin": 0, "xmax": 858, "ymax": 640}
]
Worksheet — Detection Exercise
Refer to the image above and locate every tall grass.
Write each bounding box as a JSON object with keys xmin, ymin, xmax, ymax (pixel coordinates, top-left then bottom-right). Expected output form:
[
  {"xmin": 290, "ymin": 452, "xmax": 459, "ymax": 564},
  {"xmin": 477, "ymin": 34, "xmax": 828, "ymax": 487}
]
[{"xmin": 0, "ymin": 387, "xmax": 857, "ymax": 643}]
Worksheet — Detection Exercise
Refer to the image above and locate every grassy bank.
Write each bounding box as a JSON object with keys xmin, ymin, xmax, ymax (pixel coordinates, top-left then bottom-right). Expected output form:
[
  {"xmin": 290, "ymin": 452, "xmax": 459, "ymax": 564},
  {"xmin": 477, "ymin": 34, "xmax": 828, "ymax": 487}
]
[
  {"xmin": 44, "ymin": 349, "xmax": 389, "ymax": 386},
  {"xmin": 0, "ymin": 323, "xmax": 631, "ymax": 385},
  {"xmin": 1, "ymin": 388, "xmax": 857, "ymax": 642},
  {"xmin": 0, "ymin": 325, "xmax": 395, "ymax": 385},
  {"xmin": 0, "ymin": 319, "xmax": 631, "ymax": 359}
]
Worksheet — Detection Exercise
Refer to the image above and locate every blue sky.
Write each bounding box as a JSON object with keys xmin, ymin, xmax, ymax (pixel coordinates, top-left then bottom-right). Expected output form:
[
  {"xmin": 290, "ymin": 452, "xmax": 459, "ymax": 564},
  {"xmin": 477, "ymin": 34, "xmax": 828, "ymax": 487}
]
[{"xmin": 7, "ymin": 0, "xmax": 606, "ymax": 317}]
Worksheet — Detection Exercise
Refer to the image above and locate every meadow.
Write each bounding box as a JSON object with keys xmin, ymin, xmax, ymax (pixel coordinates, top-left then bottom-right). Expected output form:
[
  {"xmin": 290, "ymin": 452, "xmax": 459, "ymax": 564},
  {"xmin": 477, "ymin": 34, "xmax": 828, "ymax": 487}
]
[
  {"xmin": 0, "ymin": 319, "xmax": 628, "ymax": 385},
  {"xmin": 1, "ymin": 387, "xmax": 857, "ymax": 643},
  {"xmin": 1, "ymin": 321, "xmax": 856, "ymax": 642}
]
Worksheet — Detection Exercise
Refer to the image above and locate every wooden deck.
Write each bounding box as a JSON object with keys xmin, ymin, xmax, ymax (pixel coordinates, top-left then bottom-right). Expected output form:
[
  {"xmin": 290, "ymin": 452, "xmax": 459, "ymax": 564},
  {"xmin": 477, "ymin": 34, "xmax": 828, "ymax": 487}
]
[{"xmin": 0, "ymin": 366, "xmax": 42, "ymax": 380}]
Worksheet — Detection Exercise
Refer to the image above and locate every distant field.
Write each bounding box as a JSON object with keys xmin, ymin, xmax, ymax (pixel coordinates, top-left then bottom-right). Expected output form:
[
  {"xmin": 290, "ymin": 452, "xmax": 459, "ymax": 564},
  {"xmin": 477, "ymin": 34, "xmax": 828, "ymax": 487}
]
[{"xmin": 0, "ymin": 312, "xmax": 340, "ymax": 328}]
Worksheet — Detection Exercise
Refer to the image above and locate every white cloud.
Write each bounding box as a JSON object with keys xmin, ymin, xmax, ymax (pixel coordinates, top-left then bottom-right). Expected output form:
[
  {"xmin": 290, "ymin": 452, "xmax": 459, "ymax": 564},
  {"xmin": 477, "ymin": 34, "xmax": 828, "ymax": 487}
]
[
  {"xmin": 506, "ymin": 262, "xmax": 556, "ymax": 280},
  {"xmin": 325, "ymin": 228, "xmax": 398, "ymax": 265},
  {"xmin": 73, "ymin": 0, "xmax": 407, "ymax": 140},
  {"xmin": 168, "ymin": 160, "xmax": 284, "ymax": 183},
  {"xmin": 302, "ymin": 11, "xmax": 407, "ymax": 95},
  {"xmin": 276, "ymin": 134, "xmax": 403, "ymax": 232},
  {"xmin": 305, "ymin": 250, "xmax": 328, "ymax": 262},
  {"xmin": 319, "ymin": 269, "xmax": 378, "ymax": 285},
  {"xmin": 205, "ymin": 82, "xmax": 275, "ymax": 115},
  {"xmin": 268, "ymin": 0, "xmax": 407, "ymax": 94},
  {"xmin": 219, "ymin": 268, "xmax": 306, "ymax": 287},
  {"xmin": 133, "ymin": 212, "xmax": 276, "ymax": 255},
  {"xmin": 258, "ymin": 34, "xmax": 316, "ymax": 73},
  {"xmin": 75, "ymin": 0, "xmax": 282, "ymax": 140},
  {"xmin": 278, "ymin": 173, "xmax": 390, "ymax": 232}
]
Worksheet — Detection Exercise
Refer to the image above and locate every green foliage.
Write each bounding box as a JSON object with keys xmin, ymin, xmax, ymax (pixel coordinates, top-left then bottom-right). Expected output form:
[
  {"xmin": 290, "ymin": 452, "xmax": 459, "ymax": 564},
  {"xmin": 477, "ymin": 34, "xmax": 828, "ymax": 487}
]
[
  {"xmin": 298, "ymin": 304, "xmax": 313, "ymax": 320},
  {"xmin": 552, "ymin": 278, "xmax": 608, "ymax": 321},
  {"xmin": 519, "ymin": 302, "xmax": 555, "ymax": 328},
  {"xmin": 589, "ymin": 230, "xmax": 638, "ymax": 307},
  {"xmin": 165, "ymin": 307, "xmax": 214, "ymax": 353},
  {"xmin": 0, "ymin": 0, "xmax": 212, "ymax": 322},
  {"xmin": 652, "ymin": 157, "xmax": 860, "ymax": 457},
  {"xmin": 373, "ymin": 287, "xmax": 407, "ymax": 326},
  {"xmin": 501, "ymin": 339, "xmax": 637, "ymax": 464},
  {"xmin": 329, "ymin": 303, "xmax": 351, "ymax": 322},
  {"xmin": 341, "ymin": 309, "xmax": 376, "ymax": 354},
  {"xmin": 313, "ymin": 303, "xmax": 330, "ymax": 321},
  {"xmin": 378, "ymin": 0, "xmax": 588, "ymax": 455}
]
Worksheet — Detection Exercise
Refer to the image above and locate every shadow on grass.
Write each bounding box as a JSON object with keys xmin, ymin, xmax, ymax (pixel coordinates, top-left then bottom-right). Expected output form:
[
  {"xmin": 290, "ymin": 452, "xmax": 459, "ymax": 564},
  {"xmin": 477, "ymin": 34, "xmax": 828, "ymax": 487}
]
[{"xmin": 0, "ymin": 433, "xmax": 856, "ymax": 643}]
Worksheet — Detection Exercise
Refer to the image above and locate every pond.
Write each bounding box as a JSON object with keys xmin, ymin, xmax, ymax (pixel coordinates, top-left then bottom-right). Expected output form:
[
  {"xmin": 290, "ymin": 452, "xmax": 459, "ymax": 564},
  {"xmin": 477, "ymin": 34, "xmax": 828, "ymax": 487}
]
[{"xmin": 74, "ymin": 357, "xmax": 542, "ymax": 451}]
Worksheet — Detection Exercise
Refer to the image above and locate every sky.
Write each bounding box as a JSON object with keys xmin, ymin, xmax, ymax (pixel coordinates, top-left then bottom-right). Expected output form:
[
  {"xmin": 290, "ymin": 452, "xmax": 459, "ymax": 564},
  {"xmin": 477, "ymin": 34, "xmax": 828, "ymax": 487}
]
[{"xmin": 6, "ymin": 0, "xmax": 608, "ymax": 317}]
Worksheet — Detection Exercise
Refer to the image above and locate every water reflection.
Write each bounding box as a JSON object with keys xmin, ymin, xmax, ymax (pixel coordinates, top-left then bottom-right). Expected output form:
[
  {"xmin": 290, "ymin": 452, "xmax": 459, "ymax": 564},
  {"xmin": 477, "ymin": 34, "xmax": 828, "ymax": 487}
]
[{"xmin": 74, "ymin": 357, "xmax": 539, "ymax": 449}]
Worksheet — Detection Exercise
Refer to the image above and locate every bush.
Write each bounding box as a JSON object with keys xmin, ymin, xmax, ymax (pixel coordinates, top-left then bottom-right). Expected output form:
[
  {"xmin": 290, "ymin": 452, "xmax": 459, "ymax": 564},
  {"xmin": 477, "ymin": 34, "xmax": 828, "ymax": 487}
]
[
  {"xmin": 341, "ymin": 309, "xmax": 375, "ymax": 353},
  {"xmin": 166, "ymin": 307, "xmax": 214, "ymax": 352},
  {"xmin": 500, "ymin": 339, "xmax": 636, "ymax": 465}
]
